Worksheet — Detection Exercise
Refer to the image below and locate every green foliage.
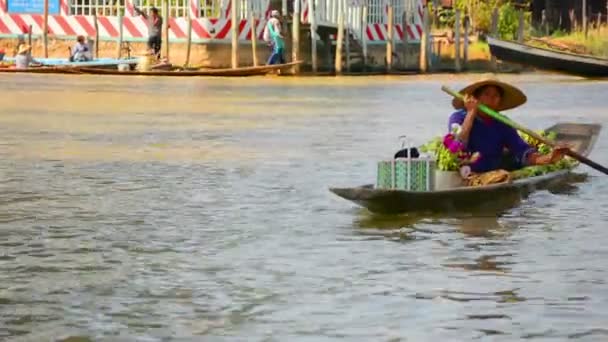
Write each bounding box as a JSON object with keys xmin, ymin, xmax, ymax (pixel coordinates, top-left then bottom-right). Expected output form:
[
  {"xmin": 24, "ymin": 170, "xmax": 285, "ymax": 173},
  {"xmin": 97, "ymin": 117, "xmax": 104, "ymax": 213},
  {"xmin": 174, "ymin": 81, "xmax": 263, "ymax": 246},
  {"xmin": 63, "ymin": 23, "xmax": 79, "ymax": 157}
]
[
  {"xmin": 419, "ymin": 137, "xmax": 460, "ymax": 171},
  {"xmin": 512, "ymin": 129, "xmax": 578, "ymax": 179}
]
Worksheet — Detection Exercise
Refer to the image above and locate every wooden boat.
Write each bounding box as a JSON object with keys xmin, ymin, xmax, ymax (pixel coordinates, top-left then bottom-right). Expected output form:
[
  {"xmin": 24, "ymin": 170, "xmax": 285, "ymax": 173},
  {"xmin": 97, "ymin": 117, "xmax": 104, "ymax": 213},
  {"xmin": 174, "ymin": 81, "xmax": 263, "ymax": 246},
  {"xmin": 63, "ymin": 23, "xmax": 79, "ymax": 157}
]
[
  {"xmin": 1, "ymin": 57, "xmax": 139, "ymax": 69},
  {"xmin": 329, "ymin": 123, "xmax": 601, "ymax": 215},
  {"xmin": 0, "ymin": 65, "xmax": 82, "ymax": 74},
  {"xmin": 73, "ymin": 61, "xmax": 303, "ymax": 77},
  {"xmin": 487, "ymin": 36, "xmax": 608, "ymax": 78}
]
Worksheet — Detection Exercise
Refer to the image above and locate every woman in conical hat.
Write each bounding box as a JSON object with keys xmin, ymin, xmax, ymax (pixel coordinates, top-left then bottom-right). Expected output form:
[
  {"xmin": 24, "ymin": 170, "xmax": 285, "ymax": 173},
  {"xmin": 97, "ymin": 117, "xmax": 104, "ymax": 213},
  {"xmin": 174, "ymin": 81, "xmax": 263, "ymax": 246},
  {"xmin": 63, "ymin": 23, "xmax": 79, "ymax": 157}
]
[{"xmin": 443, "ymin": 77, "xmax": 568, "ymax": 174}]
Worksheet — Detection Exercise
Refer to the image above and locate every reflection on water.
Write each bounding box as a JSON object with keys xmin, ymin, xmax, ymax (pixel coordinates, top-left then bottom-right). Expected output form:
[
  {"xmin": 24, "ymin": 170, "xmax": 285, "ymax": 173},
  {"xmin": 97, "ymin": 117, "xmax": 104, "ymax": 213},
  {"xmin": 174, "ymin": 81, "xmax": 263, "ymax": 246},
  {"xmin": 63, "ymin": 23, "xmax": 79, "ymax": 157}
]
[{"xmin": 1, "ymin": 74, "xmax": 607, "ymax": 341}]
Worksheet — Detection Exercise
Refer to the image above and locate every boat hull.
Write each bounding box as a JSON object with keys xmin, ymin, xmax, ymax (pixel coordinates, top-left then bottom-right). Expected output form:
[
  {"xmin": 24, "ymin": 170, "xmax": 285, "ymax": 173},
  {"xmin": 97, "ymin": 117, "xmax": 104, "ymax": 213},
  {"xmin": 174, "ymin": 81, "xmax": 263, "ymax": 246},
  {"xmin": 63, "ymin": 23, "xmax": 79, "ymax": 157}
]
[
  {"xmin": 487, "ymin": 36, "xmax": 608, "ymax": 77},
  {"xmin": 330, "ymin": 123, "xmax": 601, "ymax": 215}
]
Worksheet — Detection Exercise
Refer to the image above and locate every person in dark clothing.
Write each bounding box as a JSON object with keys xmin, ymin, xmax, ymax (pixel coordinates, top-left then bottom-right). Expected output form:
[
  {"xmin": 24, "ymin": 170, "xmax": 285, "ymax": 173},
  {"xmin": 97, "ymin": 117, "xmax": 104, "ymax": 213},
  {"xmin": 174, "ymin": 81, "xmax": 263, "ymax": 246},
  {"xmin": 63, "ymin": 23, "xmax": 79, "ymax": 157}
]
[{"xmin": 134, "ymin": 6, "xmax": 163, "ymax": 59}]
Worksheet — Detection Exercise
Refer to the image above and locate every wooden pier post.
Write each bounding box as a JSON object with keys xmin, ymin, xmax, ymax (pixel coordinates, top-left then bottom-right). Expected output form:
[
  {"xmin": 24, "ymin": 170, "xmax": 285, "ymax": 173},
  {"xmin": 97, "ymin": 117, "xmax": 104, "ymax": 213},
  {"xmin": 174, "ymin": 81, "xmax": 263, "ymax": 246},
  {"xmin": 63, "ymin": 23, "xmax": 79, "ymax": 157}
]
[
  {"xmin": 345, "ymin": 5, "xmax": 351, "ymax": 72},
  {"xmin": 185, "ymin": 13, "xmax": 192, "ymax": 67},
  {"xmin": 93, "ymin": 13, "xmax": 99, "ymax": 58},
  {"xmin": 490, "ymin": 7, "xmax": 498, "ymax": 72},
  {"xmin": 401, "ymin": 10, "xmax": 409, "ymax": 69},
  {"xmin": 292, "ymin": 0, "xmax": 301, "ymax": 73},
  {"xmin": 419, "ymin": 5, "xmax": 429, "ymax": 72},
  {"xmin": 335, "ymin": 0, "xmax": 345, "ymax": 74},
  {"xmin": 163, "ymin": 0, "xmax": 169, "ymax": 60},
  {"xmin": 231, "ymin": 0, "xmax": 239, "ymax": 68},
  {"xmin": 463, "ymin": 14, "xmax": 469, "ymax": 70},
  {"xmin": 517, "ymin": 8, "xmax": 524, "ymax": 43},
  {"xmin": 310, "ymin": 0, "xmax": 318, "ymax": 72},
  {"xmin": 454, "ymin": 9, "xmax": 461, "ymax": 72},
  {"xmin": 386, "ymin": 4, "xmax": 393, "ymax": 72},
  {"xmin": 249, "ymin": 6, "xmax": 258, "ymax": 67},
  {"xmin": 361, "ymin": 4, "xmax": 367, "ymax": 68},
  {"xmin": 43, "ymin": 0, "xmax": 48, "ymax": 58},
  {"xmin": 117, "ymin": 12, "xmax": 124, "ymax": 58},
  {"xmin": 583, "ymin": 0, "xmax": 587, "ymax": 38}
]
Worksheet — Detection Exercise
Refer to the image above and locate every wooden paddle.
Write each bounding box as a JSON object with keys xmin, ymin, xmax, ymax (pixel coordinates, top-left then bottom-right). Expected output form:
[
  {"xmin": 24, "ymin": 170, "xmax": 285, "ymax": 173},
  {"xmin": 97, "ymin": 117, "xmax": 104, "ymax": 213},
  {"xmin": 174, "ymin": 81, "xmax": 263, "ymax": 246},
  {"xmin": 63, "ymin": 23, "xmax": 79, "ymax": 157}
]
[{"xmin": 441, "ymin": 86, "xmax": 608, "ymax": 175}]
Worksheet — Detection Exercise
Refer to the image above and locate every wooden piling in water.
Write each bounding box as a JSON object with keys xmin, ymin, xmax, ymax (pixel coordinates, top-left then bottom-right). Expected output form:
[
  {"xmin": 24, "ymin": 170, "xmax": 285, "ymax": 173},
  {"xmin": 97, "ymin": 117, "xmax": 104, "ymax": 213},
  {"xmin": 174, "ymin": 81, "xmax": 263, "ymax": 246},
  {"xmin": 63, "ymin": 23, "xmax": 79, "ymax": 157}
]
[
  {"xmin": 163, "ymin": 0, "xmax": 169, "ymax": 60},
  {"xmin": 345, "ymin": 5, "xmax": 351, "ymax": 72},
  {"xmin": 454, "ymin": 9, "xmax": 461, "ymax": 72},
  {"xmin": 185, "ymin": 15, "xmax": 192, "ymax": 67},
  {"xmin": 463, "ymin": 14, "xmax": 469, "ymax": 70},
  {"xmin": 249, "ymin": 7, "xmax": 258, "ymax": 67},
  {"xmin": 401, "ymin": 10, "xmax": 409, "ymax": 70},
  {"xmin": 310, "ymin": 0, "xmax": 318, "ymax": 72},
  {"xmin": 335, "ymin": 0, "xmax": 345, "ymax": 74},
  {"xmin": 93, "ymin": 14, "xmax": 99, "ymax": 59},
  {"xmin": 517, "ymin": 9, "xmax": 524, "ymax": 43},
  {"xmin": 361, "ymin": 4, "xmax": 367, "ymax": 69},
  {"xmin": 231, "ymin": 0, "xmax": 239, "ymax": 68},
  {"xmin": 490, "ymin": 7, "xmax": 498, "ymax": 72},
  {"xmin": 386, "ymin": 4, "xmax": 393, "ymax": 72},
  {"xmin": 419, "ymin": 5, "xmax": 429, "ymax": 73},
  {"xmin": 292, "ymin": 0, "xmax": 301, "ymax": 74},
  {"xmin": 43, "ymin": 0, "xmax": 48, "ymax": 58},
  {"xmin": 117, "ymin": 13, "xmax": 123, "ymax": 58}
]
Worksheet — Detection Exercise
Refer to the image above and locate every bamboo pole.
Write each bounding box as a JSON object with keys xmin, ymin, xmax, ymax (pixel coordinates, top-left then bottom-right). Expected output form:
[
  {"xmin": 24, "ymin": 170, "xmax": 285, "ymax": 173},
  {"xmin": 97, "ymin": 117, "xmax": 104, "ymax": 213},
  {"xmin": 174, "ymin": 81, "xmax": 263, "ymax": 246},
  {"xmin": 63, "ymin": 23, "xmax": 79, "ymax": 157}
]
[
  {"xmin": 185, "ymin": 13, "xmax": 192, "ymax": 67},
  {"xmin": 454, "ymin": 9, "xmax": 461, "ymax": 72},
  {"xmin": 250, "ymin": 10, "xmax": 258, "ymax": 67},
  {"xmin": 43, "ymin": 0, "xmax": 48, "ymax": 58},
  {"xmin": 386, "ymin": 4, "xmax": 393, "ymax": 72},
  {"xmin": 93, "ymin": 13, "xmax": 99, "ymax": 58},
  {"xmin": 163, "ymin": 0, "xmax": 169, "ymax": 59},
  {"xmin": 335, "ymin": 0, "xmax": 344, "ymax": 74},
  {"xmin": 292, "ymin": 0, "xmax": 301, "ymax": 73},
  {"xmin": 231, "ymin": 0, "xmax": 239, "ymax": 68},
  {"xmin": 310, "ymin": 0, "xmax": 317, "ymax": 72}
]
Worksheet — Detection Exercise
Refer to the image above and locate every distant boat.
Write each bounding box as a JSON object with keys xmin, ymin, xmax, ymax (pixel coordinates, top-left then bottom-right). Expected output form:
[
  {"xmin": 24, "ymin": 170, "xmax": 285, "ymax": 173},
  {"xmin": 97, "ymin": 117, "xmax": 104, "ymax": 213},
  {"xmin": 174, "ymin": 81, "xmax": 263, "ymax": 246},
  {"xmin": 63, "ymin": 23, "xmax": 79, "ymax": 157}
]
[
  {"xmin": 1, "ymin": 57, "xmax": 139, "ymax": 69},
  {"xmin": 487, "ymin": 36, "xmax": 608, "ymax": 78}
]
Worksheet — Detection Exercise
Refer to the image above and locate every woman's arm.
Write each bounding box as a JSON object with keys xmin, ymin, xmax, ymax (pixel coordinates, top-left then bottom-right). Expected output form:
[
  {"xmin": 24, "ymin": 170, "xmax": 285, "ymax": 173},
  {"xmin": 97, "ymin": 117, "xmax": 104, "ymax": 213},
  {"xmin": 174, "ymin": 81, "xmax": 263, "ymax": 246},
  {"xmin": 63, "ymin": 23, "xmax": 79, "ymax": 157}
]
[{"xmin": 456, "ymin": 95, "xmax": 479, "ymax": 145}]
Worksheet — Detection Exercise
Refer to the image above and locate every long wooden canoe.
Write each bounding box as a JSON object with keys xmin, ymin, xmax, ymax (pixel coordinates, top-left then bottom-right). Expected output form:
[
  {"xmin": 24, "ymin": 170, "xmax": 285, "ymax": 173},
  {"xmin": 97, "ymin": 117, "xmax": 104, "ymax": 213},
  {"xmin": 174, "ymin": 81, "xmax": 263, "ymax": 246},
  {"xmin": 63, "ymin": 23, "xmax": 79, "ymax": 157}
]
[
  {"xmin": 487, "ymin": 36, "xmax": 608, "ymax": 78},
  {"xmin": 330, "ymin": 123, "xmax": 602, "ymax": 215},
  {"xmin": 73, "ymin": 61, "xmax": 303, "ymax": 77},
  {"xmin": 0, "ymin": 66, "xmax": 82, "ymax": 74}
]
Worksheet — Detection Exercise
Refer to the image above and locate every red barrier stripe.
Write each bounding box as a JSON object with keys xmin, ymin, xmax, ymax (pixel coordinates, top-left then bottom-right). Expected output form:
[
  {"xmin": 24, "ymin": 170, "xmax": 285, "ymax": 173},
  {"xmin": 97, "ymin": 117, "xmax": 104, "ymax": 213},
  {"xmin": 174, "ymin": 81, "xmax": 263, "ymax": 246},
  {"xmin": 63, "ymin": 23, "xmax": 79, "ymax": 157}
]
[
  {"xmin": 365, "ymin": 26, "xmax": 373, "ymax": 40},
  {"xmin": 374, "ymin": 24, "xmax": 384, "ymax": 40},
  {"xmin": 395, "ymin": 24, "xmax": 403, "ymax": 39},
  {"xmin": 10, "ymin": 14, "xmax": 29, "ymax": 33},
  {"xmin": 53, "ymin": 15, "xmax": 76, "ymax": 35},
  {"xmin": 215, "ymin": 19, "xmax": 230, "ymax": 39},
  {"xmin": 122, "ymin": 17, "xmax": 142, "ymax": 37},
  {"xmin": 97, "ymin": 16, "xmax": 118, "ymax": 37},
  {"xmin": 169, "ymin": 18, "xmax": 186, "ymax": 38},
  {"xmin": 406, "ymin": 24, "xmax": 415, "ymax": 40},
  {"xmin": 0, "ymin": 19, "xmax": 10, "ymax": 34},
  {"xmin": 191, "ymin": 19, "xmax": 211, "ymax": 38},
  {"xmin": 75, "ymin": 15, "xmax": 95, "ymax": 36},
  {"xmin": 31, "ymin": 15, "xmax": 53, "ymax": 34}
]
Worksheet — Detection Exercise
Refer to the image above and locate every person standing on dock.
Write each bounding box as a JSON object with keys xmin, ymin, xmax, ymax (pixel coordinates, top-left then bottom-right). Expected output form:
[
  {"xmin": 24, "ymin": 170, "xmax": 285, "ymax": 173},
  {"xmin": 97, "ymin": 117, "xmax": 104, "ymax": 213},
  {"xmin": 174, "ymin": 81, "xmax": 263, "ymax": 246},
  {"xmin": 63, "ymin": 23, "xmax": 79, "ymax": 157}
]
[
  {"xmin": 263, "ymin": 10, "xmax": 285, "ymax": 65},
  {"xmin": 134, "ymin": 6, "xmax": 163, "ymax": 60}
]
